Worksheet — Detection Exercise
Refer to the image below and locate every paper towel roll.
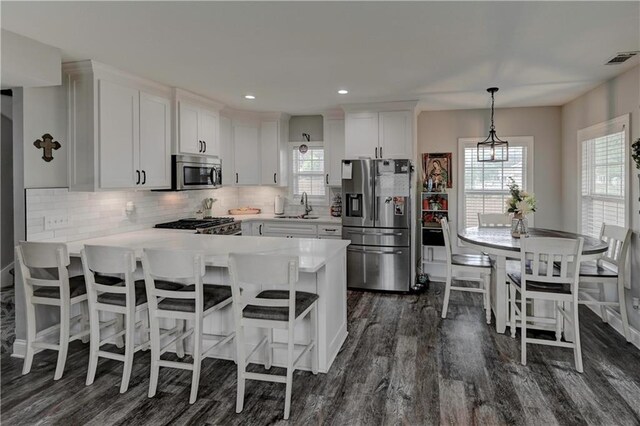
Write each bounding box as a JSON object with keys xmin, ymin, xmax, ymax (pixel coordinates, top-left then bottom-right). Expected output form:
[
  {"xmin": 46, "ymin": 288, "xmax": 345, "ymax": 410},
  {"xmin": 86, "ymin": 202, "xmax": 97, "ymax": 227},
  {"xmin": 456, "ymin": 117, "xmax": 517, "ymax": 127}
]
[{"xmin": 274, "ymin": 195, "xmax": 284, "ymax": 215}]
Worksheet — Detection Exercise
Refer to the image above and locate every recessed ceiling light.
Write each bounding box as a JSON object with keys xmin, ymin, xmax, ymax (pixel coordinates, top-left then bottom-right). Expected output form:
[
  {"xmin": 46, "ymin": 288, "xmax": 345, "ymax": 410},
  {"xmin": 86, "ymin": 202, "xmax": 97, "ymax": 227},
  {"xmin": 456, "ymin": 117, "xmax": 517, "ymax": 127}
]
[
  {"xmin": 244, "ymin": 94, "xmax": 256, "ymax": 100},
  {"xmin": 338, "ymin": 89, "xmax": 349, "ymax": 95}
]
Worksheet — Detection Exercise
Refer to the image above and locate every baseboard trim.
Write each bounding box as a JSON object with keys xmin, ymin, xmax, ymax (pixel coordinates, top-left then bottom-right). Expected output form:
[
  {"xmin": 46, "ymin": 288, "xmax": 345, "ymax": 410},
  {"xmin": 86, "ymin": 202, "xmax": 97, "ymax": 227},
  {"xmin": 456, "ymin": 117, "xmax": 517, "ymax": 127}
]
[
  {"xmin": 1, "ymin": 262, "xmax": 14, "ymax": 288},
  {"xmin": 586, "ymin": 305, "xmax": 640, "ymax": 351}
]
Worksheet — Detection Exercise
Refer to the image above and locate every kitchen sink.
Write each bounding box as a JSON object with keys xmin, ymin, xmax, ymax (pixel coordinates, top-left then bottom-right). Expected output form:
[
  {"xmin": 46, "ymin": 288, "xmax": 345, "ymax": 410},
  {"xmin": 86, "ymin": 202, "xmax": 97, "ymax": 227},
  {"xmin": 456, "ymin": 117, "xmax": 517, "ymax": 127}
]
[{"xmin": 277, "ymin": 215, "xmax": 320, "ymax": 220}]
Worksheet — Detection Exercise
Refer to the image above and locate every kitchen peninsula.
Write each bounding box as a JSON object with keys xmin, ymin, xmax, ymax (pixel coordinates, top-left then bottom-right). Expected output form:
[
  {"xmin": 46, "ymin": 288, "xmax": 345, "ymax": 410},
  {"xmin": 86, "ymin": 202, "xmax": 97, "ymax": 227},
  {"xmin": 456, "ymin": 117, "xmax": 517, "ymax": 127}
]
[{"xmin": 62, "ymin": 230, "xmax": 350, "ymax": 372}]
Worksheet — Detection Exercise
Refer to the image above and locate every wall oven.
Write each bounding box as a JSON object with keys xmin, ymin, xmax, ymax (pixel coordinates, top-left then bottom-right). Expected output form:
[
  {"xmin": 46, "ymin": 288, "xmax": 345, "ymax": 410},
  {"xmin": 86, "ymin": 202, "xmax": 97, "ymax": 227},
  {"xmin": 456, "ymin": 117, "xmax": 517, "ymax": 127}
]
[{"xmin": 172, "ymin": 155, "xmax": 222, "ymax": 190}]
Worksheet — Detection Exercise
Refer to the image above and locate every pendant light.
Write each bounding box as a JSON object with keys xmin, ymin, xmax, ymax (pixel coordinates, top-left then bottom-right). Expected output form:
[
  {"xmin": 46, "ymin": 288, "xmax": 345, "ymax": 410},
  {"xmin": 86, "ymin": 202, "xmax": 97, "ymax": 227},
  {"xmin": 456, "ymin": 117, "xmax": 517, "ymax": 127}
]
[{"xmin": 477, "ymin": 87, "xmax": 509, "ymax": 162}]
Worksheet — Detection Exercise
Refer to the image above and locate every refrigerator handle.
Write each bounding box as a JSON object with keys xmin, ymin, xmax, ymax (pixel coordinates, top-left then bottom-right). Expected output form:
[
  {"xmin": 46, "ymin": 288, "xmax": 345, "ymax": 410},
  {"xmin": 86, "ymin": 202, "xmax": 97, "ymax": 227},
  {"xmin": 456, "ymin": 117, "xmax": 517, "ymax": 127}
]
[{"xmin": 370, "ymin": 163, "xmax": 376, "ymax": 222}]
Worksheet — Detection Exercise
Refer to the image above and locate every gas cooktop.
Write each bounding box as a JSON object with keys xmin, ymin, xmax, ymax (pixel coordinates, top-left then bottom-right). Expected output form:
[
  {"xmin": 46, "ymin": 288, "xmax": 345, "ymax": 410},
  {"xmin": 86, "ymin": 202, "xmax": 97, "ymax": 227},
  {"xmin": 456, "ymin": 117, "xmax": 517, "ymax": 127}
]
[{"xmin": 155, "ymin": 218, "xmax": 240, "ymax": 235}]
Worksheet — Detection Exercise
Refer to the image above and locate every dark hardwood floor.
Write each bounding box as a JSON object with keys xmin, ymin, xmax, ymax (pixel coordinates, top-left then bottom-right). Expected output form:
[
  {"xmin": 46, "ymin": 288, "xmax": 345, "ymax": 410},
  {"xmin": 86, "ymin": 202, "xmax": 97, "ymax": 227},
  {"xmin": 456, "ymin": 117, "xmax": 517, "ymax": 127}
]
[{"xmin": 2, "ymin": 282, "xmax": 640, "ymax": 425}]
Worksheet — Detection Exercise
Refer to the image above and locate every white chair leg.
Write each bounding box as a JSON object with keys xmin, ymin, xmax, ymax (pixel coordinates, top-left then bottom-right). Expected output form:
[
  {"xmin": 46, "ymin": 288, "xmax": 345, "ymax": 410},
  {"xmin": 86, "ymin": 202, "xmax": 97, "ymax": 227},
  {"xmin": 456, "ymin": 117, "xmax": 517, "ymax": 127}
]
[
  {"xmin": 618, "ymin": 280, "xmax": 631, "ymax": 342},
  {"xmin": 148, "ymin": 312, "xmax": 161, "ymax": 398},
  {"xmin": 22, "ymin": 301, "xmax": 37, "ymax": 375},
  {"xmin": 483, "ymin": 275, "xmax": 491, "ymax": 324},
  {"xmin": 441, "ymin": 274, "xmax": 452, "ymax": 319},
  {"xmin": 175, "ymin": 319, "xmax": 185, "ymax": 358},
  {"xmin": 572, "ymin": 301, "xmax": 583, "ymax": 373},
  {"xmin": 235, "ymin": 325, "xmax": 246, "ymax": 413},
  {"xmin": 283, "ymin": 327, "xmax": 295, "ymax": 420},
  {"xmin": 120, "ymin": 310, "xmax": 135, "ymax": 393},
  {"xmin": 555, "ymin": 301, "xmax": 562, "ymax": 341},
  {"xmin": 598, "ymin": 282, "xmax": 608, "ymax": 323},
  {"xmin": 114, "ymin": 314, "xmax": 125, "ymax": 348},
  {"xmin": 86, "ymin": 306, "xmax": 101, "ymax": 386},
  {"xmin": 141, "ymin": 308, "xmax": 150, "ymax": 351},
  {"xmin": 510, "ymin": 284, "xmax": 517, "ymax": 339},
  {"xmin": 520, "ymin": 292, "xmax": 527, "ymax": 366},
  {"xmin": 54, "ymin": 302, "xmax": 71, "ymax": 380},
  {"xmin": 80, "ymin": 301, "xmax": 90, "ymax": 344},
  {"xmin": 311, "ymin": 304, "xmax": 319, "ymax": 375},
  {"xmin": 265, "ymin": 327, "xmax": 272, "ymax": 370},
  {"xmin": 189, "ymin": 317, "xmax": 203, "ymax": 404}
]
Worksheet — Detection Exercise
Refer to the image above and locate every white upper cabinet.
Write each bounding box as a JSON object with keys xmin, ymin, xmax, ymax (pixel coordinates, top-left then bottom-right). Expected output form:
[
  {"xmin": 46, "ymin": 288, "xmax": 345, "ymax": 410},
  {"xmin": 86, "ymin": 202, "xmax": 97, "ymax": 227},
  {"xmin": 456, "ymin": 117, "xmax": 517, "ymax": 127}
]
[
  {"xmin": 65, "ymin": 61, "xmax": 173, "ymax": 191},
  {"xmin": 219, "ymin": 115, "xmax": 235, "ymax": 186},
  {"xmin": 233, "ymin": 124, "xmax": 260, "ymax": 185},
  {"xmin": 343, "ymin": 102, "xmax": 416, "ymax": 160},
  {"xmin": 260, "ymin": 120, "xmax": 279, "ymax": 185},
  {"xmin": 345, "ymin": 112, "xmax": 378, "ymax": 159},
  {"xmin": 324, "ymin": 118, "xmax": 345, "ymax": 187},
  {"xmin": 174, "ymin": 88, "xmax": 223, "ymax": 157},
  {"xmin": 378, "ymin": 110, "xmax": 412, "ymax": 159},
  {"xmin": 139, "ymin": 92, "xmax": 171, "ymax": 189},
  {"xmin": 199, "ymin": 110, "xmax": 219, "ymax": 156}
]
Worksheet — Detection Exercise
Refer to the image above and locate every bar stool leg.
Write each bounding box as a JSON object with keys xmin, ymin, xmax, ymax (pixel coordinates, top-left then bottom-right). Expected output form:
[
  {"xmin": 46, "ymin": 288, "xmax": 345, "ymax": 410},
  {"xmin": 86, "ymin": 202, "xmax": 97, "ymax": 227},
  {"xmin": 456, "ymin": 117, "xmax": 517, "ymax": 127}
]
[
  {"xmin": 265, "ymin": 328, "xmax": 273, "ymax": 370},
  {"xmin": 22, "ymin": 301, "xmax": 37, "ymax": 375},
  {"xmin": 598, "ymin": 282, "xmax": 608, "ymax": 322},
  {"xmin": 175, "ymin": 320, "xmax": 185, "ymax": 358},
  {"xmin": 555, "ymin": 301, "xmax": 562, "ymax": 342},
  {"xmin": 148, "ymin": 312, "xmax": 161, "ymax": 398},
  {"xmin": 235, "ymin": 325, "xmax": 246, "ymax": 413},
  {"xmin": 86, "ymin": 305, "xmax": 101, "ymax": 386},
  {"xmin": 189, "ymin": 317, "xmax": 203, "ymax": 404},
  {"xmin": 284, "ymin": 326, "xmax": 295, "ymax": 420},
  {"xmin": 54, "ymin": 301, "xmax": 70, "ymax": 380},
  {"xmin": 441, "ymin": 274, "xmax": 452, "ymax": 319},
  {"xmin": 520, "ymin": 291, "xmax": 527, "ymax": 366},
  {"xmin": 618, "ymin": 279, "xmax": 631, "ymax": 342},
  {"xmin": 572, "ymin": 301, "xmax": 583, "ymax": 372},
  {"xmin": 80, "ymin": 301, "xmax": 90, "ymax": 344},
  {"xmin": 483, "ymin": 274, "xmax": 491, "ymax": 324},
  {"xmin": 120, "ymin": 309, "xmax": 135, "ymax": 393},
  {"xmin": 510, "ymin": 284, "xmax": 517, "ymax": 339}
]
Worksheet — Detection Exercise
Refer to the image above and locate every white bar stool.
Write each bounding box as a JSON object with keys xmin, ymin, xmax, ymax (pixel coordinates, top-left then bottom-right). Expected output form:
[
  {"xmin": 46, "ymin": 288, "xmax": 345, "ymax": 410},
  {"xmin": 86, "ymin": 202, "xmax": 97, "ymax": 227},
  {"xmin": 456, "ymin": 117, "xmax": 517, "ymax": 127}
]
[
  {"xmin": 508, "ymin": 237, "xmax": 585, "ymax": 372},
  {"xmin": 142, "ymin": 248, "xmax": 235, "ymax": 404},
  {"xmin": 228, "ymin": 253, "xmax": 319, "ymax": 420},
  {"xmin": 440, "ymin": 218, "xmax": 492, "ymax": 324},
  {"xmin": 578, "ymin": 223, "xmax": 632, "ymax": 342},
  {"xmin": 82, "ymin": 245, "xmax": 178, "ymax": 393},
  {"xmin": 477, "ymin": 212, "xmax": 512, "ymax": 227},
  {"xmin": 16, "ymin": 241, "xmax": 120, "ymax": 380}
]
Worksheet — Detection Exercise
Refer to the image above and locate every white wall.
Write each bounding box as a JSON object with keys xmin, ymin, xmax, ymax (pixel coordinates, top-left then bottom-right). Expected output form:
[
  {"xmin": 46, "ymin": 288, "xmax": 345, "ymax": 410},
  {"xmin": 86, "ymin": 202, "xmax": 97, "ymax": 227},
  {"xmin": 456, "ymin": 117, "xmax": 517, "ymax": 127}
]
[
  {"xmin": 561, "ymin": 65, "xmax": 640, "ymax": 332},
  {"xmin": 1, "ymin": 30, "xmax": 61, "ymax": 88},
  {"xmin": 417, "ymin": 106, "xmax": 563, "ymax": 234}
]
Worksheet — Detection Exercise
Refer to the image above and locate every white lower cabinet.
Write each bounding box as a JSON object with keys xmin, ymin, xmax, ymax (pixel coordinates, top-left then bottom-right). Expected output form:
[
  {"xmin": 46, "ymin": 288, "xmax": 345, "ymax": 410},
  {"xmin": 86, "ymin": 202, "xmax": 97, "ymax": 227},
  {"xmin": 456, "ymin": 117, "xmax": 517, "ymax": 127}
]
[
  {"xmin": 318, "ymin": 225, "xmax": 342, "ymax": 239},
  {"xmin": 242, "ymin": 221, "xmax": 343, "ymax": 239}
]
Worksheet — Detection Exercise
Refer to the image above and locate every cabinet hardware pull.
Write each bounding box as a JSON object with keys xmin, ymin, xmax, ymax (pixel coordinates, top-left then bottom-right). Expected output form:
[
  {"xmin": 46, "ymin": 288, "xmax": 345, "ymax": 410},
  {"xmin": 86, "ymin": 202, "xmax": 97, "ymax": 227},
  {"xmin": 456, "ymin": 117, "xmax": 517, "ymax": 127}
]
[
  {"xmin": 380, "ymin": 146, "xmax": 383, "ymax": 158},
  {"xmin": 259, "ymin": 224, "xmax": 263, "ymax": 235},
  {"xmin": 274, "ymin": 173, "xmax": 277, "ymax": 184},
  {"xmin": 326, "ymin": 174, "xmax": 329, "ymax": 185},
  {"xmin": 203, "ymin": 141, "xmax": 207, "ymax": 152},
  {"xmin": 236, "ymin": 173, "xmax": 239, "ymax": 183},
  {"xmin": 325, "ymin": 228, "xmax": 337, "ymax": 232},
  {"xmin": 142, "ymin": 170, "xmax": 146, "ymax": 185},
  {"xmin": 375, "ymin": 147, "xmax": 378, "ymax": 158},
  {"xmin": 136, "ymin": 170, "xmax": 140, "ymax": 185},
  {"xmin": 198, "ymin": 141, "xmax": 202, "ymax": 152}
]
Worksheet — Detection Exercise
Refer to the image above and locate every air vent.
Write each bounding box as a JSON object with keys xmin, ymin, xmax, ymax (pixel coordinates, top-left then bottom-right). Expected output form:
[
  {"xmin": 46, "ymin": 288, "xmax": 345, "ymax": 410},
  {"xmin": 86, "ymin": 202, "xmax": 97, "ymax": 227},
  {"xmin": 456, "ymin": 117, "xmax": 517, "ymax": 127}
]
[{"xmin": 605, "ymin": 52, "xmax": 638, "ymax": 65}]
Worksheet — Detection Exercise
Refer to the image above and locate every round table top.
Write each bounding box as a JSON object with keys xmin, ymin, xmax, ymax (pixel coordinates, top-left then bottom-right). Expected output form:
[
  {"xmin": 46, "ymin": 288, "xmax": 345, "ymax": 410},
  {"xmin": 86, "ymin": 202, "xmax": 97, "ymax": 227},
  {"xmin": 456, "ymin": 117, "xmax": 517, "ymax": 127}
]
[{"xmin": 458, "ymin": 227, "xmax": 609, "ymax": 255}]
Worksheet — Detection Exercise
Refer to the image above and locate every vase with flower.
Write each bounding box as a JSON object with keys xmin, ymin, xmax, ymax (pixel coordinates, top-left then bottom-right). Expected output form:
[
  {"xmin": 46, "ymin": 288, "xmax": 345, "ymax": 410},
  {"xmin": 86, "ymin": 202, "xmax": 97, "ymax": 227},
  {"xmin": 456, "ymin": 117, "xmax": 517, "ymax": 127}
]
[{"xmin": 506, "ymin": 178, "xmax": 536, "ymax": 238}]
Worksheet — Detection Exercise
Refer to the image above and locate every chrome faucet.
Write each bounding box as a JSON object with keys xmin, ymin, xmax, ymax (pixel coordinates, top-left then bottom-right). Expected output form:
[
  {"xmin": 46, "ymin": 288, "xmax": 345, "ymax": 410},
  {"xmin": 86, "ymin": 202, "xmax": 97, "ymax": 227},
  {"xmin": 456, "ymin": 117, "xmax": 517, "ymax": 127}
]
[{"xmin": 300, "ymin": 192, "xmax": 313, "ymax": 216}]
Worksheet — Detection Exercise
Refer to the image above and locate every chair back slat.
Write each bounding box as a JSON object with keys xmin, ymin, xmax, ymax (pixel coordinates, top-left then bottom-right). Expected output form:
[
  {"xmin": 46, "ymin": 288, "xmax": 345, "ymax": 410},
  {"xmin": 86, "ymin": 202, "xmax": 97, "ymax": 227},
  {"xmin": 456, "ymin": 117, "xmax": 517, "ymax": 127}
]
[
  {"xmin": 598, "ymin": 223, "xmax": 631, "ymax": 268},
  {"xmin": 25, "ymin": 278, "xmax": 61, "ymax": 288},
  {"xmin": 521, "ymin": 237, "xmax": 583, "ymax": 288},
  {"xmin": 82, "ymin": 245, "xmax": 136, "ymax": 305},
  {"xmin": 19, "ymin": 241, "xmax": 69, "ymax": 269},
  {"xmin": 440, "ymin": 218, "xmax": 453, "ymax": 264},
  {"xmin": 478, "ymin": 213, "xmax": 511, "ymax": 227}
]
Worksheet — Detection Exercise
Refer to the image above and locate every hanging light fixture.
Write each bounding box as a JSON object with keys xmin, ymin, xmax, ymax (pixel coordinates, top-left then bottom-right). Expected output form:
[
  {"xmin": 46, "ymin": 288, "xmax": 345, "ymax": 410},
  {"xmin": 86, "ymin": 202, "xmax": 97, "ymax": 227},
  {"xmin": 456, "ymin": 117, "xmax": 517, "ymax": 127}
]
[{"xmin": 477, "ymin": 87, "xmax": 509, "ymax": 162}]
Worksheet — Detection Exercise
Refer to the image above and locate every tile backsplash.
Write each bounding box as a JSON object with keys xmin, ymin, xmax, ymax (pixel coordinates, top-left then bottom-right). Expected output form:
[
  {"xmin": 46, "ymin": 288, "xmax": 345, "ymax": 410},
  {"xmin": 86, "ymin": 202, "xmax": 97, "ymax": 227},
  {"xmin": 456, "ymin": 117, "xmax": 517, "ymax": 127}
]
[{"xmin": 26, "ymin": 186, "xmax": 336, "ymax": 242}]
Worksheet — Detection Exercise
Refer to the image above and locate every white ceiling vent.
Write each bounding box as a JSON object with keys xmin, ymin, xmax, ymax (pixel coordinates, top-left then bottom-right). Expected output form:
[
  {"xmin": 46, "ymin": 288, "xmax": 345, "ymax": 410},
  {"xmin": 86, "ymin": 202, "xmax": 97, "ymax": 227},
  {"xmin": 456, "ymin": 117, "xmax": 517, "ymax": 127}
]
[{"xmin": 605, "ymin": 51, "xmax": 639, "ymax": 65}]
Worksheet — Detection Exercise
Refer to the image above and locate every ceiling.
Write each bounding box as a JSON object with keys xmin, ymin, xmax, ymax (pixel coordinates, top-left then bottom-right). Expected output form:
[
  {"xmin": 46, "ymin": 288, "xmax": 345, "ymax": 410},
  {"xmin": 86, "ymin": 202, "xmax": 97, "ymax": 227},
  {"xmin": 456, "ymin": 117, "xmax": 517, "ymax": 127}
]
[{"xmin": 2, "ymin": 1, "xmax": 639, "ymax": 114}]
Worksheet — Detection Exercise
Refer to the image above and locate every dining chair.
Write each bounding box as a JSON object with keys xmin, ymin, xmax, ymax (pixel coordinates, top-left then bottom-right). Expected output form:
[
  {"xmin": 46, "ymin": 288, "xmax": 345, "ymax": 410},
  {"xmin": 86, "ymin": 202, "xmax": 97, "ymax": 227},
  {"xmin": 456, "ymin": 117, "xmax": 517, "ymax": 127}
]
[
  {"xmin": 508, "ymin": 237, "xmax": 584, "ymax": 372},
  {"xmin": 16, "ymin": 241, "xmax": 121, "ymax": 380},
  {"xmin": 228, "ymin": 253, "xmax": 319, "ymax": 420},
  {"xmin": 81, "ymin": 245, "xmax": 182, "ymax": 393},
  {"xmin": 142, "ymin": 248, "xmax": 234, "ymax": 404},
  {"xmin": 578, "ymin": 223, "xmax": 632, "ymax": 342},
  {"xmin": 440, "ymin": 218, "xmax": 492, "ymax": 324},
  {"xmin": 478, "ymin": 213, "xmax": 511, "ymax": 227}
]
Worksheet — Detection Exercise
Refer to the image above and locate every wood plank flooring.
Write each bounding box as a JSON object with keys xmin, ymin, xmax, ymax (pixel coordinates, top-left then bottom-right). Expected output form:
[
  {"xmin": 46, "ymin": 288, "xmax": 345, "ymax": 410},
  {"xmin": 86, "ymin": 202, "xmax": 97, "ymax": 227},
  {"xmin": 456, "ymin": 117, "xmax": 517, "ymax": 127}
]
[{"xmin": 2, "ymin": 282, "xmax": 640, "ymax": 425}]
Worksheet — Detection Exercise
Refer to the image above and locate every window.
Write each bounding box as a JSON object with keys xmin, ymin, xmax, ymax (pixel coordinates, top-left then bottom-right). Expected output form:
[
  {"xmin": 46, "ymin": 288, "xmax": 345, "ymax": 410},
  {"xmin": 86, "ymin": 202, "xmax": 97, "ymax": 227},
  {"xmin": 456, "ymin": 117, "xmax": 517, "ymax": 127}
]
[
  {"xmin": 578, "ymin": 115, "xmax": 628, "ymax": 238},
  {"xmin": 291, "ymin": 144, "xmax": 326, "ymax": 199},
  {"xmin": 458, "ymin": 137, "xmax": 534, "ymax": 228}
]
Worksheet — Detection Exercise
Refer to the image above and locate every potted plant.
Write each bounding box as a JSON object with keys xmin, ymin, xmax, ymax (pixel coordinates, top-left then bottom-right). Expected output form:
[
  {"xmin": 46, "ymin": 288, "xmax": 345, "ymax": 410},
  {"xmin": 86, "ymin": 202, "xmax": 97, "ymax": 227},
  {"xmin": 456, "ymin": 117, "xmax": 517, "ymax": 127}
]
[
  {"xmin": 506, "ymin": 178, "xmax": 537, "ymax": 238},
  {"xmin": 633, "ymin": 138, "xmax": 640, "ymax": 208}
]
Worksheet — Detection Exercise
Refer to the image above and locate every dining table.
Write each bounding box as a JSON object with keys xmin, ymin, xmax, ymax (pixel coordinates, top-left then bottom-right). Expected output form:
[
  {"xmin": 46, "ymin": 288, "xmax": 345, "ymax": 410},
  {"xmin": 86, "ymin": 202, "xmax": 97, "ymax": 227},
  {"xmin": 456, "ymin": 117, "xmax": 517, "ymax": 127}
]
[{"xmin": 457, "ymin": 227, "xmax": 609, "ymax": 334}]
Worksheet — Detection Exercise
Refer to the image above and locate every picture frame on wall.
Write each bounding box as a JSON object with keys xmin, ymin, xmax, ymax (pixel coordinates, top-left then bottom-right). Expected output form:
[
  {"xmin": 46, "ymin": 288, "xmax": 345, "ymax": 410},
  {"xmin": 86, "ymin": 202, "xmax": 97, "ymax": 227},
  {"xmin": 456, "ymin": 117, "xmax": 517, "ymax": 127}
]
[{"xmin": 422, "ymin": 152, "xmax": 452, "ymax": 189}]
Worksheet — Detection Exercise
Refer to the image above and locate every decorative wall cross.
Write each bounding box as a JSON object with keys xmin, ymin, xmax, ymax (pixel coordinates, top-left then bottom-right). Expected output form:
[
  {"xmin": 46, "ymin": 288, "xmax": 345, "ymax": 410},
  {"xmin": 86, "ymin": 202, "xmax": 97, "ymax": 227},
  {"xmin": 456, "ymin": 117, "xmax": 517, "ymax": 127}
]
[{"xmin": 33, "ymin": 133, "xmax": 61, "ymax": 162}]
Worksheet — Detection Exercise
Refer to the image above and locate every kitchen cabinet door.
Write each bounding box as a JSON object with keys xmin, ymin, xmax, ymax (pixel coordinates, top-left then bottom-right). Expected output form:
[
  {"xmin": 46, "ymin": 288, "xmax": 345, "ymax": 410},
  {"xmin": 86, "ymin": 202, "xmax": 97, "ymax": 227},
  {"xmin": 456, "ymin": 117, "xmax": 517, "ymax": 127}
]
[
  {"xmin": 345, "ymin": 112, "xmax": 378, "ymax": 159},
  {"xmin": 260, "ymin": 120, "xmax": 279, "ymax": 185},
  {"xmin": 98, "ymin": 79, "xmax": 139, "ymax": 189},
  {"xmin": 219, "ymin": 116, "xmax": 234, "ymax": 185},
  {"xmin": 324, "ymin": 119, "xmax": 345, "ymax": 186},
  {"xmin": 199, "ymin": 110, "xmax": 219, "ymax": 157},
  {"xmin": 178, "ymin": 102, "xmax": 201, "ymax": 155},
  {"xmin": 139, "ymin": 92, "xmax": 171, "ymax": 189},
  {"xmin": 233, "ymin": 124, "xmax": 260, "ymax": 185},
  {"xmin": 378, "ymin": 110, "xmax": 412, "ymax": 159}
]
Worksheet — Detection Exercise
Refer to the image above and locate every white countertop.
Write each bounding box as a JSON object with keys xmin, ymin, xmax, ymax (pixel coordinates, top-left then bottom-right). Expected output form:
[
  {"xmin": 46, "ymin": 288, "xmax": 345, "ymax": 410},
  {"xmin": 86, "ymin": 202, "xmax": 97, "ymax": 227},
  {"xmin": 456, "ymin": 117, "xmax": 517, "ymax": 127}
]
[
  {"xmin": 224, "ymin": 213, "xmax": 342, "ymax": 225},
  {"xmin": 66, "ymin": 229, "xmax": 349, "ymax": 273}
]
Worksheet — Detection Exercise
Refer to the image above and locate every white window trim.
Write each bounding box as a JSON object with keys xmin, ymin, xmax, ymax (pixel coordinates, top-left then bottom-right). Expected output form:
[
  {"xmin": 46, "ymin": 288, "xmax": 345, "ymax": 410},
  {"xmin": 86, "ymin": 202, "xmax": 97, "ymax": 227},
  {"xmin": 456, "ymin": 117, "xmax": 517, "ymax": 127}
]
[
  {"xmin": 457, "ymin": 136, "xmax": 535, "ymax": 230},
  {"xmin": 288, "ymin": 142, "xmax": 329, "ymax": 205},
  {"xmin": 576, "ymin": 114, "xmax": 630, "ymax": 233}
]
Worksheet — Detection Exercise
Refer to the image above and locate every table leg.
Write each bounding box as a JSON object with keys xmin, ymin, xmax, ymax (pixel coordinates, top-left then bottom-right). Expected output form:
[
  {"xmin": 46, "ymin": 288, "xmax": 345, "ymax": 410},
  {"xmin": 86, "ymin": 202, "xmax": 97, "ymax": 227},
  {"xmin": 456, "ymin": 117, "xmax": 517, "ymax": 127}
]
[{"xmin": 494, "ymin": 255, "xmax": 508, "ymax": 333}]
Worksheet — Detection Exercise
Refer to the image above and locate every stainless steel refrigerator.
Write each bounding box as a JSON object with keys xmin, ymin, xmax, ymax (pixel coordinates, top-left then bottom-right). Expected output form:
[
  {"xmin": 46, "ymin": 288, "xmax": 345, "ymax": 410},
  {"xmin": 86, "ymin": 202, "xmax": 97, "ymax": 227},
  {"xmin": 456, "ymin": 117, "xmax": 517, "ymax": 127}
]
[{"xmin": 341, "ymin": 159, "xmax": 413, "ymax": 292}]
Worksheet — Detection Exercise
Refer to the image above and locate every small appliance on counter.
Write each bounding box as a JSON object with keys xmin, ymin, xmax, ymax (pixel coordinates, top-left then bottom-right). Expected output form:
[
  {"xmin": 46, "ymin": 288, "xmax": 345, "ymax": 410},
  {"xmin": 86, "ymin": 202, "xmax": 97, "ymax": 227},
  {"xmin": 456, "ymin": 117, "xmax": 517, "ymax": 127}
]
[
  {"xmin": 155, "ymin": 217, "xmax": 241, "ymax": 235},
  {"xmin": 274, "ymin": 195, "xmax": 285, "ymax": 215}
]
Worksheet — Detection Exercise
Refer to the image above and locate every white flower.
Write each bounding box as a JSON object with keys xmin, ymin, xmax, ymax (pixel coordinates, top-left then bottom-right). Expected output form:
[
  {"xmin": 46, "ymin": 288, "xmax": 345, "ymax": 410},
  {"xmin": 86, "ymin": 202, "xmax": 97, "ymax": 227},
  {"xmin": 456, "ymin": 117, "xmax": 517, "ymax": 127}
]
[{"xmin": 516, "ymin": 200, "xmax": 532, "ymax": 215}]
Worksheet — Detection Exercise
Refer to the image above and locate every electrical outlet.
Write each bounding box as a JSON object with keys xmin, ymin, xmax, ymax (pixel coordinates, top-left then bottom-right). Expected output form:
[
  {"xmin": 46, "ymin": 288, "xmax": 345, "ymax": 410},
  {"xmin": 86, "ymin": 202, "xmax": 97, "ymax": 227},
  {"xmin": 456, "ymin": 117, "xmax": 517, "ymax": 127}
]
[{"xmin": 44, "ymin": 214, "xmax": 69, "ymax": 230}]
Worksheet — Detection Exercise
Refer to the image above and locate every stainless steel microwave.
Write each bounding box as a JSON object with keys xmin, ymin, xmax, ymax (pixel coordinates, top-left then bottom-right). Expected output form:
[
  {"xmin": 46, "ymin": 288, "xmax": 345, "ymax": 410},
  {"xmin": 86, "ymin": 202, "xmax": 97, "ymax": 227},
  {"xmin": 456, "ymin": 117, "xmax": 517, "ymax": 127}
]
[{"xmin": 171, "ymin": 155, "xmax": 222, "ymax": 190}]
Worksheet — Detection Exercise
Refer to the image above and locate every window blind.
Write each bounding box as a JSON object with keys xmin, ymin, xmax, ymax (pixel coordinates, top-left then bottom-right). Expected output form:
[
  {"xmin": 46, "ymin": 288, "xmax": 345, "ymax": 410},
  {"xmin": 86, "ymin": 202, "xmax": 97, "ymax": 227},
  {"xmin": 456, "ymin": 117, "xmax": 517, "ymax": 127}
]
[
  {"xmin": 580, "ymin": 130, "xmax": 625, "ymax": 237},
  {"xmin": 291, "ymin": 147, "xmax": 325, "ymax": 197},
  {"xmin": 462, "ymin": 145, "xmax": 527, "ymax": 227}
]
